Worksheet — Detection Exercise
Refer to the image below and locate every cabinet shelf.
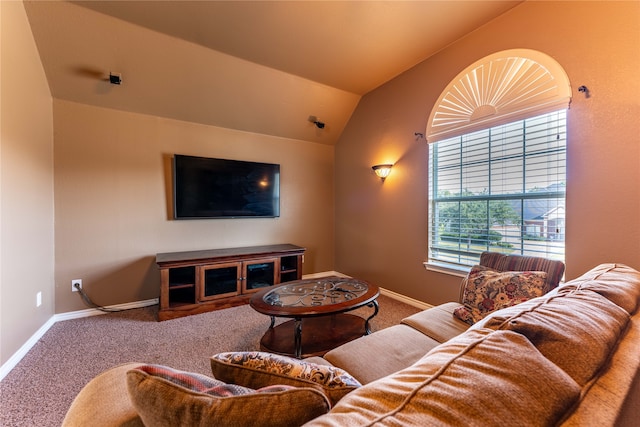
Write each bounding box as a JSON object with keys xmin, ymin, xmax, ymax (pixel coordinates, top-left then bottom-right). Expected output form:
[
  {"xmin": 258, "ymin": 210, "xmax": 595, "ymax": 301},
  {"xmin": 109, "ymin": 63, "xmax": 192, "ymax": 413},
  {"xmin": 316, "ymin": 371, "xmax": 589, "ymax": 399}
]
[
  {"xmin": 169, "ymin": 283, "xmax": 195, "ymax": 290},
  {"xmin": 168, "ymin": 300, "xmax": 194, "ymax": 308},
  {"xmin": 157, "ymin": 244, "xmax": 305, "ymax": 321},
  {"xmin": 251, "ymin": 282, "xmax": 272, "ymax": 289}
]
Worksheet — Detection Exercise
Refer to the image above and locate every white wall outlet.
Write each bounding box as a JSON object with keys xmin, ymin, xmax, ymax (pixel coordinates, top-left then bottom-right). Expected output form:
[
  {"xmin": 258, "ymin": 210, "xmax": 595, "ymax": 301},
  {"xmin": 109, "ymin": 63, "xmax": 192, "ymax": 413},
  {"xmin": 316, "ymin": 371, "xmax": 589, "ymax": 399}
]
[
  {"xmin": 72, "ymin": 279, "xmax": 82, "ymax": 292},
  {"xmin": 36, "ymin": 291, "xmax": 42, "ymax": 307}
]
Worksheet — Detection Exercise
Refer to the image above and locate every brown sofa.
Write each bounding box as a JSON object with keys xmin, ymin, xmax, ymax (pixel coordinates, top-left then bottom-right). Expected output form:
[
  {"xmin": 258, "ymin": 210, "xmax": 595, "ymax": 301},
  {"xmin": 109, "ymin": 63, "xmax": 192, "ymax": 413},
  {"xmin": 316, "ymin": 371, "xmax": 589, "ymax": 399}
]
[
  {"xmin": 62, "ymin": 257, "xmax": 640, "ymax": 426},
  {"xmin": 310, "ymin": 251, "xmax": 567, "ymax": 385}
]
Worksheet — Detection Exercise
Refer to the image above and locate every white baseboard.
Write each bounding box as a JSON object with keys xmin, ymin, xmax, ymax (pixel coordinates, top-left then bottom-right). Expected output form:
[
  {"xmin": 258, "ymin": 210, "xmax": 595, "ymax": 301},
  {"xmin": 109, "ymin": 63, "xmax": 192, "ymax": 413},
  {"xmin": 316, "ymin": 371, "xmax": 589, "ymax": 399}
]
[
  {"xmin": 0, "ymin": 298, "xmax": 158, "ymax": 382},
  {"xmin": 53, "ymin": 298, "xmax": 159, "ymax": 322},
  {"xmin": 379, "ymin": 288, "xmax": 433, "ymax": 310},
  {"xmin": 302, "ymin": 270, "xmax": 351, "ymax": 279},
  {"xmin": 0, "ymin": 278, "xmax": 429, "ymax": 381},
  {"xmin": 0, "ymin": 316, "xmax": 57, "ymax": 382}
]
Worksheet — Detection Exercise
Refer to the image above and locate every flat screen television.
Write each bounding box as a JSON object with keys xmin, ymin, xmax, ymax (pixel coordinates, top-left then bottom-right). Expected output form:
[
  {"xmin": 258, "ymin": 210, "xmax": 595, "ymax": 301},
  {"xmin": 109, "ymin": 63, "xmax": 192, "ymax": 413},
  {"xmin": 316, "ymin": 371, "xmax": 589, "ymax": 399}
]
[{"xmin": 173, "ymin": 154, "xmax": 280, "ymax": 219}]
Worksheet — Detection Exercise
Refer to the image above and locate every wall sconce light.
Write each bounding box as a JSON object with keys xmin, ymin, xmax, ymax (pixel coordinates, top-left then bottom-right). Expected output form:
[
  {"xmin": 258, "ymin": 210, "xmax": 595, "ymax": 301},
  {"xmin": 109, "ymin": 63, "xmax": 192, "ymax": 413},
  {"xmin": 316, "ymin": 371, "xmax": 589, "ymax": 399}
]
[{"xmin": 372, "ymin": 164, "xmax": 393, "ymax": 180}]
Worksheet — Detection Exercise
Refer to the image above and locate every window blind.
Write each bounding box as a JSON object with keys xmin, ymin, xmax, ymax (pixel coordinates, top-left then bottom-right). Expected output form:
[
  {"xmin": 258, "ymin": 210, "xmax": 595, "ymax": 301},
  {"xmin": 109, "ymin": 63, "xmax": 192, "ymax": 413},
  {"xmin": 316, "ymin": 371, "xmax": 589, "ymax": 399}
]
[
  {"xmin": 428, "ymin": 110, "xmax": 566, "ymax": 268},
  {"xmin": 426, "ymin": 49, "xmax": 572, "ymax": 144}
]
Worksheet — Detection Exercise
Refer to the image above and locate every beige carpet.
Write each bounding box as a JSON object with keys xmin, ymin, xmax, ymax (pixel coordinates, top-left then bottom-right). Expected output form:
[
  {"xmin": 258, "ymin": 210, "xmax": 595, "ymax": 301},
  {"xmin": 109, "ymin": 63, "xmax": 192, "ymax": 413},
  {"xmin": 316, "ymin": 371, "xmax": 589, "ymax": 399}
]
[{"xmin": 0, "ymin": 295, "xmax": 420, "ymax": 426}]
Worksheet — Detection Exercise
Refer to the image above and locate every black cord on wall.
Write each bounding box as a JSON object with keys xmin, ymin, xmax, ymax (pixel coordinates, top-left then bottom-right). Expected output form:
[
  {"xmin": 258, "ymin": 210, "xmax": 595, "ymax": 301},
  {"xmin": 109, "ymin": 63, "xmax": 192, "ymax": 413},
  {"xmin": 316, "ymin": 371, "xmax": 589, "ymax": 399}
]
[{"xmin": 74, "ymin": 283, "xmax": 139, "ymax": 313}]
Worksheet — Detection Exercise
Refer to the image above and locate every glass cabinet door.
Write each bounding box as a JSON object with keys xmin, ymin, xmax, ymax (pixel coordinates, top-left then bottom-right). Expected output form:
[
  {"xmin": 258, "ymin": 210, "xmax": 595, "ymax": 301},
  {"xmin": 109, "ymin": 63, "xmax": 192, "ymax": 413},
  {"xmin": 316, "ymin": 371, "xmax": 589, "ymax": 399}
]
[
  {"xmin": 199, "ymin": 263, "xmax": 241, "ymax": 301},
  {"xmin": 242, "ymin": 258, "xmax": 278, "ymax": 293}
]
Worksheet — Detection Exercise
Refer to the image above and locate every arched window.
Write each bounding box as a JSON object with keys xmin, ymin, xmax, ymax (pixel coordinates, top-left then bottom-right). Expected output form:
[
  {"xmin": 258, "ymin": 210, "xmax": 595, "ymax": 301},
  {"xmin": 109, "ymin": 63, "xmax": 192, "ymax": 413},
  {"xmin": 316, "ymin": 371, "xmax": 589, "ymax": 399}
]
[{"xmin": 426, "ymin": 49, "xmax": 571, "ymax": 271}]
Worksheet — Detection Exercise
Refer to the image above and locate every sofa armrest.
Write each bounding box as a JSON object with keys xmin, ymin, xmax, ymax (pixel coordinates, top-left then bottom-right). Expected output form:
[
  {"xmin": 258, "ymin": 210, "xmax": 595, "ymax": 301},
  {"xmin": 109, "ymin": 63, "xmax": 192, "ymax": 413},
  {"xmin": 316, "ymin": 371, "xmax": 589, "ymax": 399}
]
[{"xmin": 62, "ymin": 363, "xmax": 144, "ymax": 427}]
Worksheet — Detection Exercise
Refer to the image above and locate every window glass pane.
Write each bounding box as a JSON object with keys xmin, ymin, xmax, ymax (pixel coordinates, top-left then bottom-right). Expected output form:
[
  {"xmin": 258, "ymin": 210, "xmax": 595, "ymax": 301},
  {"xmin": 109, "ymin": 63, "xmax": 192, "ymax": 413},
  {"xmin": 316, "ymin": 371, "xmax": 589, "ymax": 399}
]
[
  {"xmin": 461, "ymin": 131, "xmax": 490, "ymax": 195},
  {"xmin": 490, "ymin": 123, "xmax": 524, "ymax": 195},
  {"xmin": 428, "ymin": 110, "xmax": 566, "ymax": 268}
]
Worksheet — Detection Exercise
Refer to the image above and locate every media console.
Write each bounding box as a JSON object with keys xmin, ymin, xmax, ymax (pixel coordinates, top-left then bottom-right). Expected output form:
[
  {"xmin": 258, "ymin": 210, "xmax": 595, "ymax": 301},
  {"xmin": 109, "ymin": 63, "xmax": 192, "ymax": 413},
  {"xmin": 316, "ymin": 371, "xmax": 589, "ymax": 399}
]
[{"xmin": 156, "ymin": 244, "xmax": 305, "ymax": 321}]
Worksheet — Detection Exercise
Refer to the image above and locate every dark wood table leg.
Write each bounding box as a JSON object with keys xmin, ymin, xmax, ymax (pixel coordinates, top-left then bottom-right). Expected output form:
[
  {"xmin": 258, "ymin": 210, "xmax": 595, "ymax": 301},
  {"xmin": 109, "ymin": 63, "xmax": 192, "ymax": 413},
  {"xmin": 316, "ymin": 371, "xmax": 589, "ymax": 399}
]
[
  {"xmin": 294, "ymin": 317, "xmax": 302, "ymax": 358},
  {"xmin": 364, "ymin": 299, "xmax": 379, "ymax": 335}
]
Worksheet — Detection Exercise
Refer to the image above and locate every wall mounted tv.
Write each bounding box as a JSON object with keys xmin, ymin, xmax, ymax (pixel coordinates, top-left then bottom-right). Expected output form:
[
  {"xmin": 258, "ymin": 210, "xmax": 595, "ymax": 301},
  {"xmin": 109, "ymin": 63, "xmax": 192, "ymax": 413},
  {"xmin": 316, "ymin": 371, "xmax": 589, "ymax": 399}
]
[{"xmin": 173, "ymin": 154, "xmax": 280, "ymax": 219}]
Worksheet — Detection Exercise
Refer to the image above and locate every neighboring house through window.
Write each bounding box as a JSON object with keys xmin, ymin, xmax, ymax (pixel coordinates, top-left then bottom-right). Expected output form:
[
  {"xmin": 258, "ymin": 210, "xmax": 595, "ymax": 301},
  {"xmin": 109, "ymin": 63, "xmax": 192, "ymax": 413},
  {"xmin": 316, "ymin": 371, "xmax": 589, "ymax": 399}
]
[{"xmin": 425, "ymin": 49, "xmax": 571, "ymax": 272}]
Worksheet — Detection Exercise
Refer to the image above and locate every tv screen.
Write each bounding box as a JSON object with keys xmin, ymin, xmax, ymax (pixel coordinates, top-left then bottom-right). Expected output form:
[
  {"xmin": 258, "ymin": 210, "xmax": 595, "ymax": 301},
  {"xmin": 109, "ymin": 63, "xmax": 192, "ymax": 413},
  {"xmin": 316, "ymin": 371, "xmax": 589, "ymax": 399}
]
[{"xmin": 173, "ymin": 155, "xmax": 280, "ymax": 219}]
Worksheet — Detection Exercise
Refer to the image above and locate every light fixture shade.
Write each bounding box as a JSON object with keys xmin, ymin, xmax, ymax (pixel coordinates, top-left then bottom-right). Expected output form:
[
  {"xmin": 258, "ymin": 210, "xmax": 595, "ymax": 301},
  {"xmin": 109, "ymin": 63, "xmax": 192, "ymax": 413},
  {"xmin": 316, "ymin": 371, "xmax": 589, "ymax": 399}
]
[{"xmin": 372, "ymin": 164, "xmax": 393, "ymax": 179}]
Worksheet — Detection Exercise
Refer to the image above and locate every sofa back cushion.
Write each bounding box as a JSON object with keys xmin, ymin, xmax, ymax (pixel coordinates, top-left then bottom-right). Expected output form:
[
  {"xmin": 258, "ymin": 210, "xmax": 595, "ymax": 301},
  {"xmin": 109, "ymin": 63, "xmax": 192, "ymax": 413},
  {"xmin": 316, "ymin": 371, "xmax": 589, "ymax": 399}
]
[
  {"xmin": 555, "ymin": 263, "xmax": 640, "ymax": 314},
  {"xmin": 479, "ymin": 251, "xmax": 565, "ymax": 292},
  {"xmin": 305, "ymin": 329, "xmax": 580, "ymax": 427},
  {"xmin": 475, "ymin": 289, "xmax": 629, "ymax": 386}
]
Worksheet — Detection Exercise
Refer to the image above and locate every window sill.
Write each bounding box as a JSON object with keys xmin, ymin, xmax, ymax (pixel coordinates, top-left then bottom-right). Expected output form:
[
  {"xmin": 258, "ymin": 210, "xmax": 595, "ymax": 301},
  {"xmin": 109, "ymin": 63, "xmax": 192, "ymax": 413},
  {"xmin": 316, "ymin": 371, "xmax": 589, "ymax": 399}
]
[{"xmin": 423, "ymin": 261, "xmax": 469, "ymax": 278}]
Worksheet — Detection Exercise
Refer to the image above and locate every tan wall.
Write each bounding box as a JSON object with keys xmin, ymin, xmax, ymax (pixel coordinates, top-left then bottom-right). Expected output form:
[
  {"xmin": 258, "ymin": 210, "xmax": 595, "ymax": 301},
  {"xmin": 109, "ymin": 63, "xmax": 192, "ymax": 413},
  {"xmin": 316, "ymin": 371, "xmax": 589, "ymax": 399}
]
[
  {"xmin": 53, "ymin": 100, "xmax": 335, "ymax": 313},
  {"xmin": 0, "ymin": 1, "xmax": 55, "ymax": 365},
  {"xmin": 335, "ymin": 1, "xmax": 640, "ymax": 304}
]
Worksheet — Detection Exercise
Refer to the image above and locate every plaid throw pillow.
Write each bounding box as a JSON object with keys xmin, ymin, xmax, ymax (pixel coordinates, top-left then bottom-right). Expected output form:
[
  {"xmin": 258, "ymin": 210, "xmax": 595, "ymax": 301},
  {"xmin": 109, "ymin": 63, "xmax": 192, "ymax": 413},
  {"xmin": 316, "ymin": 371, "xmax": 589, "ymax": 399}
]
[{"xmin": 134, "ymin": 364, "xmax": 290, "ymax": 396}]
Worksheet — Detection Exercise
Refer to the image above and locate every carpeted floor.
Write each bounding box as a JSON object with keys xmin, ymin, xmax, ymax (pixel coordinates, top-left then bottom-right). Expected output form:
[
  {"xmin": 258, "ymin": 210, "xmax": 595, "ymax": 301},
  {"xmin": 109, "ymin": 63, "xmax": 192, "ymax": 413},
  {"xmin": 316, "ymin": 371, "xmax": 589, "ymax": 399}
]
[{"xmin": 0, "ymin": 295, "xmax": 420, "ymax": 426}]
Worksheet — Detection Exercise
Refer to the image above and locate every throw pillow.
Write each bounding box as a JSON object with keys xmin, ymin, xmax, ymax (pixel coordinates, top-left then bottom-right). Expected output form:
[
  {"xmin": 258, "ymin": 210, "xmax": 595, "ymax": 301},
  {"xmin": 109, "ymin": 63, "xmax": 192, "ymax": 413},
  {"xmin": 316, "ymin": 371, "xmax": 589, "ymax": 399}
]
[
  {"xmin": 210, "ymin": 351, "xmax": 361, "ymax": 406},
  {"xmin": 126, "ymin": 364, "xmax": 329, "ymax": 427},
  {"xmin": 454, "ymin": 265, "xmax": 547, "ymax": 324}
]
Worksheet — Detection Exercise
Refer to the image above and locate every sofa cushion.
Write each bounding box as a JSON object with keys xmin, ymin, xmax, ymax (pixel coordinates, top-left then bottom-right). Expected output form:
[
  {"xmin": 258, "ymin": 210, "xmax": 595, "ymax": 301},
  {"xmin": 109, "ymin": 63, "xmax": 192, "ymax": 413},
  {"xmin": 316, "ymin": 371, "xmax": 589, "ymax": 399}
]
[
  {"xmin": 560, "ymin": 310, "xmax": 640, "ymax": 427},
  {"xmin": 455, "ymin": 265, "xmax": 548, "ymax": 324},
  {"xmin": 210, "ymin": 351, "xmax": 360, "ymax": 406},
  {"xmin": 323, "ymin": 324, "xmax": 441, "ymax": 384},
  {"xmin": 555, "ymin": 263, "xmax": 640, "ymax": 314},
  {"xmin": 401, "ymin": 302, "xmax": 470, "ymax": 343},
  {"xmin": 127, "ymin": 364, "xmax": 329, "ymax": 427},
  {"xmin": 305, "ymin": 329, "xmax": 580, "ymax": 427},
  {"xmin": 476, "ymin": 289, "xmax": 630, "ymax": 386}
]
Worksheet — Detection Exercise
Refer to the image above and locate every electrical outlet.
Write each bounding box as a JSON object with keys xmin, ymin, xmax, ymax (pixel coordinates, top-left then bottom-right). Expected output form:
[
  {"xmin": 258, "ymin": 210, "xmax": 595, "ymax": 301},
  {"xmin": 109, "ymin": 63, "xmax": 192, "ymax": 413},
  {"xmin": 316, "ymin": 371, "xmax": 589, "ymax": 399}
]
[
  {"xmin": 37, "ymin": 291, "xmax": 42, "ymax": 307},
  {"xmin": 72, "ymin": 279, "xmax": 82, "ymax": 292}
]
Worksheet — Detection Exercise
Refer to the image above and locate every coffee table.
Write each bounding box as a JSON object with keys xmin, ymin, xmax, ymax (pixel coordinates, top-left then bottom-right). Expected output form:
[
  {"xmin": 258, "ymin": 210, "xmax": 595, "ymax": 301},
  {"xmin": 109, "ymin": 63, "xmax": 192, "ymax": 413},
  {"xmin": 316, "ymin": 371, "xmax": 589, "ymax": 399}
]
[{"xmin": 249, "ymin": 276, "xmax": 380, "ymax": 358}]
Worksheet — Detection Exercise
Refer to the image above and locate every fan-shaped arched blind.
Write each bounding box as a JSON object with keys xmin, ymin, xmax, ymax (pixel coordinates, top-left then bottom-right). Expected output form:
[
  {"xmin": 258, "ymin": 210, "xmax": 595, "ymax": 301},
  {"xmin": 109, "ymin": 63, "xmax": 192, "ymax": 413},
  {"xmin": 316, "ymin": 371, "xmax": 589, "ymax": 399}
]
[{"xmin": 426, "ymin": 49, "xmax": 571, "ymax": 143}]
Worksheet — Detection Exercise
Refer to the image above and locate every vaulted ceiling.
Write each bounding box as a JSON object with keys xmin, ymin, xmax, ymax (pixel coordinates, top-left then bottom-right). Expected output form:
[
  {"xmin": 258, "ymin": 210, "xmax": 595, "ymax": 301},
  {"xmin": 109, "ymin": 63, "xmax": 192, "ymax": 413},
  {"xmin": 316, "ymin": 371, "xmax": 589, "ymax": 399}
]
[{"xmin": 24, "ymin": 1, "xmax": 521, "ymax": 145}]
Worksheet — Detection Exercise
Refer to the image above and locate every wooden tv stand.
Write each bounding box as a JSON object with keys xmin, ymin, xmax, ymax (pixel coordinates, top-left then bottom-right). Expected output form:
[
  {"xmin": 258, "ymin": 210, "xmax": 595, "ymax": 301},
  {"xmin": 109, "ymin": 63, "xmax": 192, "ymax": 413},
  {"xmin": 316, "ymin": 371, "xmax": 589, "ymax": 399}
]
[{"xmin": 156, "ymin": 244, "xmax": 305, "ymax": 321}]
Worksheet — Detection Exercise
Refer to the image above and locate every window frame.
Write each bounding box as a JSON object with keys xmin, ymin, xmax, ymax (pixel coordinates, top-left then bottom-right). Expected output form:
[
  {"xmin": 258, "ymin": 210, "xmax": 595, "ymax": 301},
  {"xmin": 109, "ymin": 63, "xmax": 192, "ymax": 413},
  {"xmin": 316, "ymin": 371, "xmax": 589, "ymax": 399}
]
[
  {"xmin": 426, "ymin": 110, "xmax": 567, "ymax": 271},
  {"xmin": 424, "ymin": 49, "xmax": 571, "ymax": 274}
]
